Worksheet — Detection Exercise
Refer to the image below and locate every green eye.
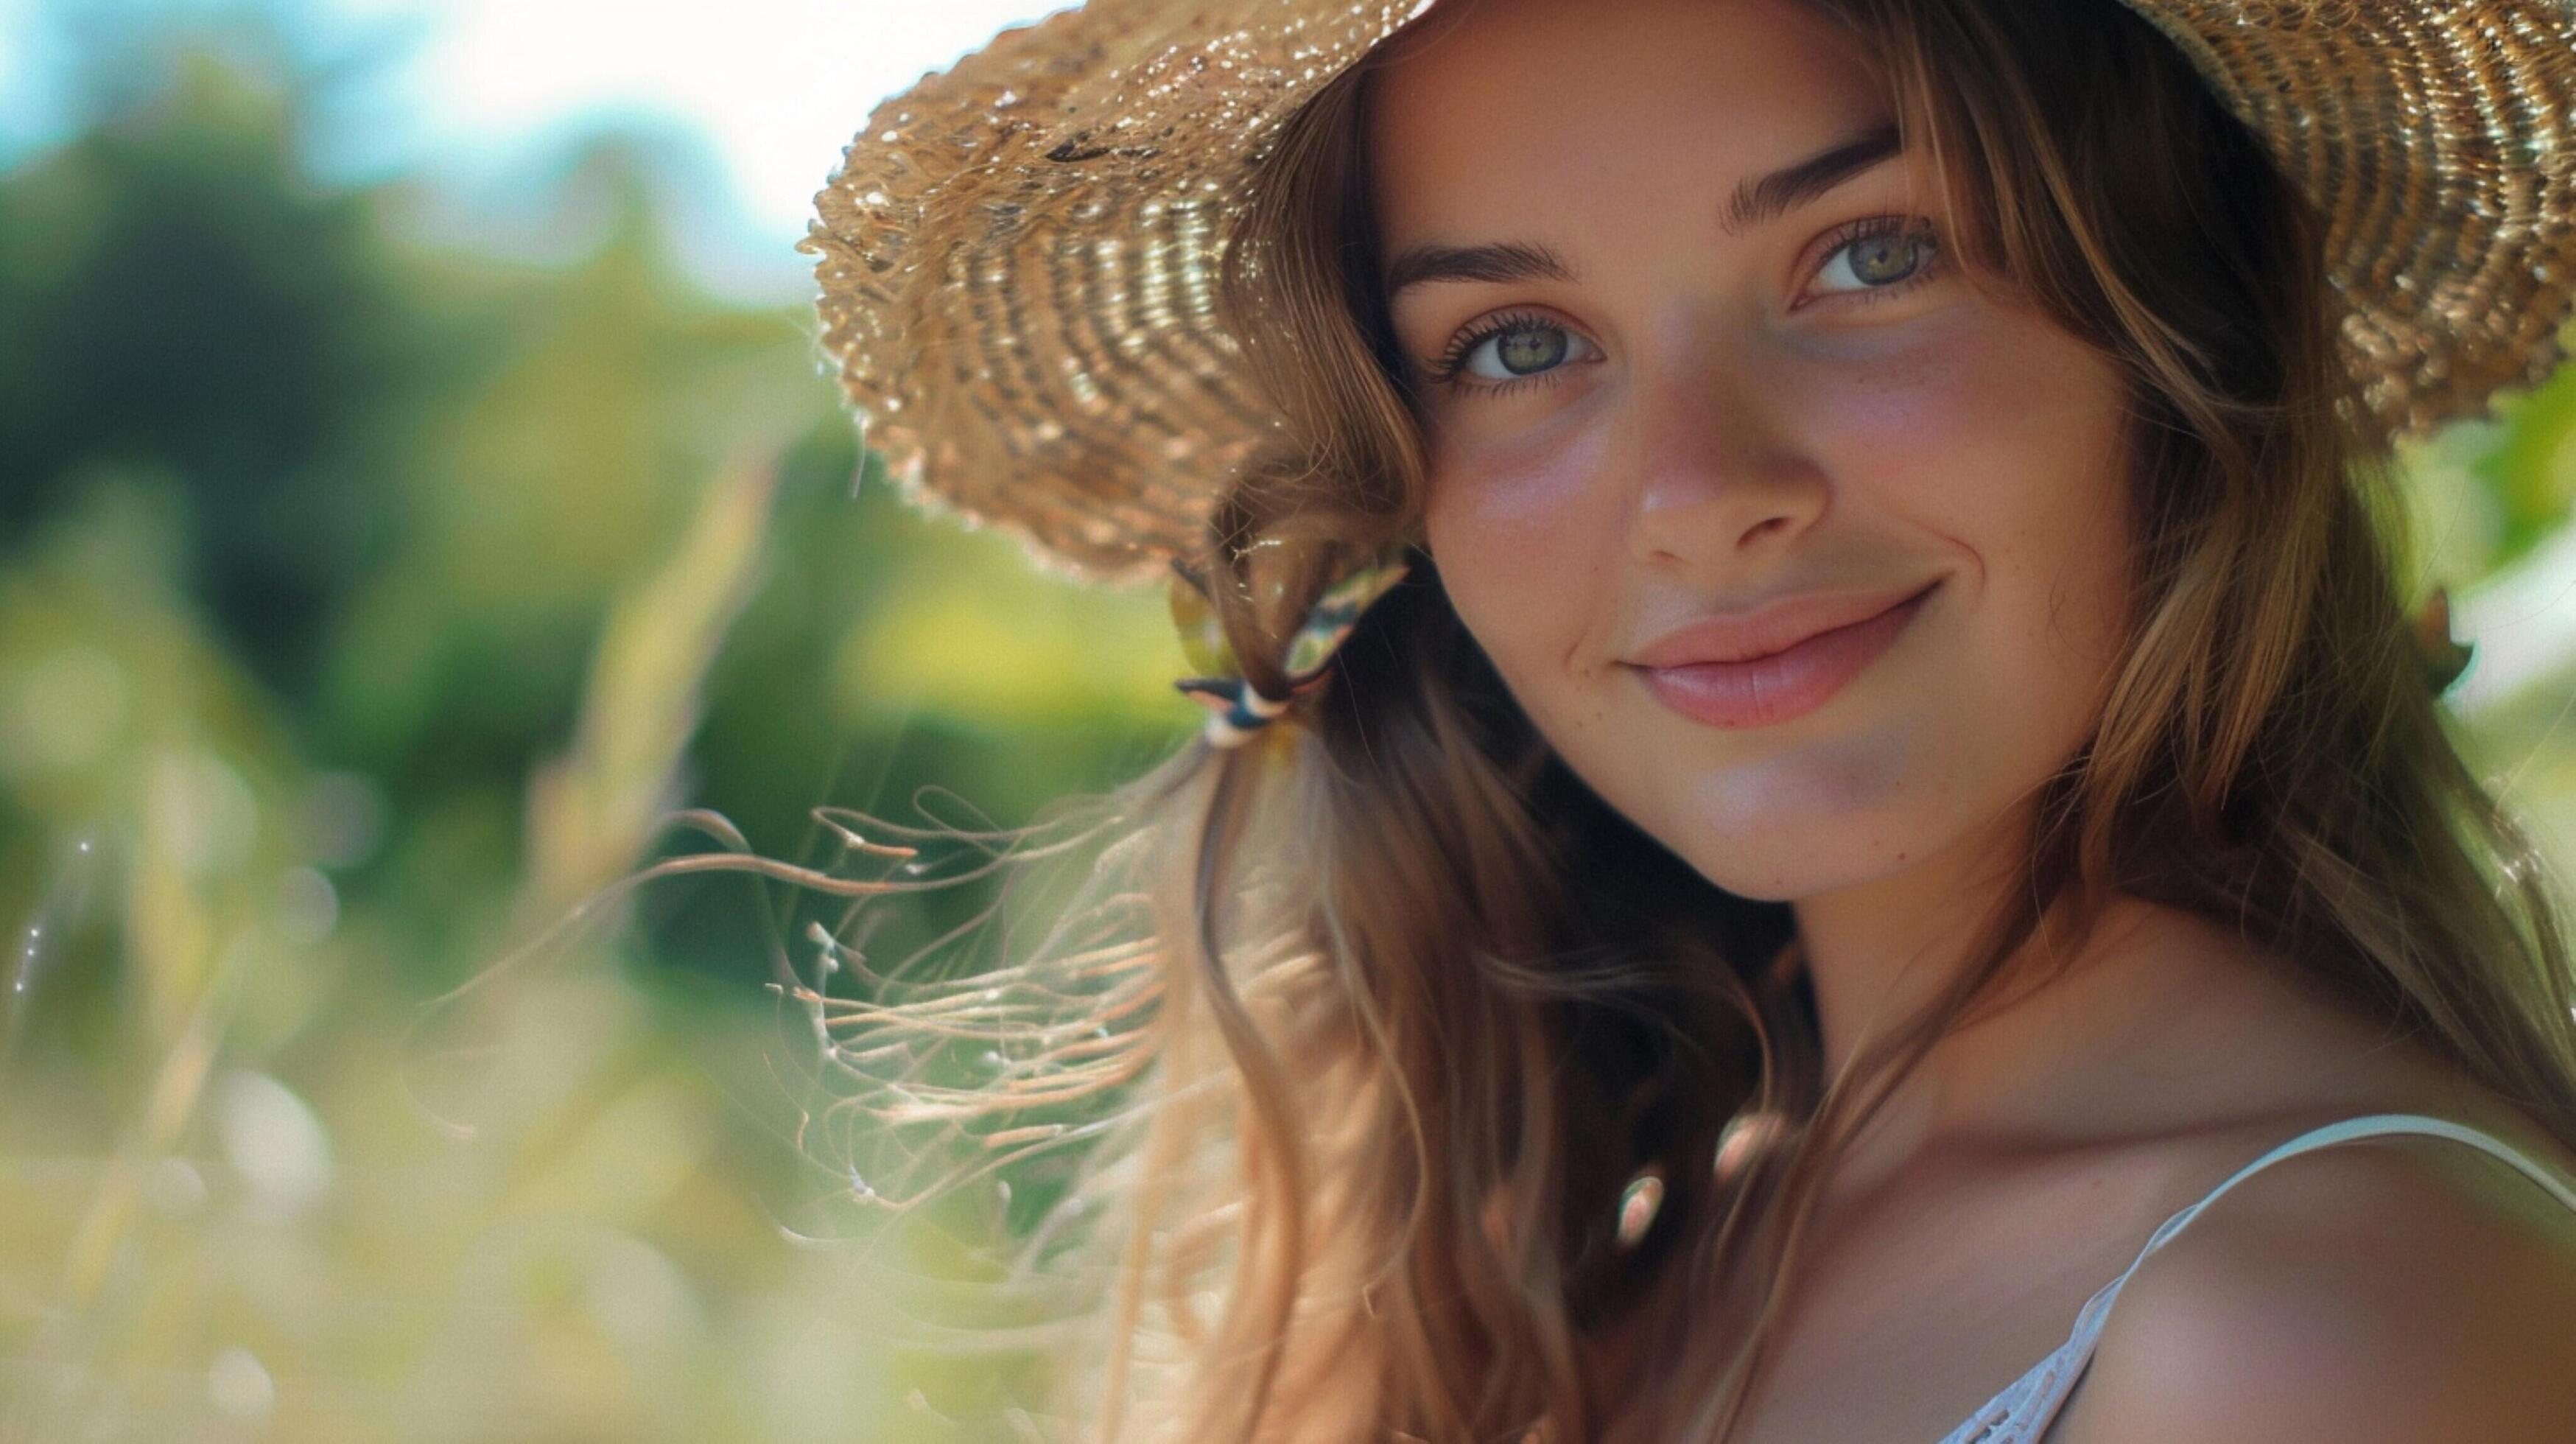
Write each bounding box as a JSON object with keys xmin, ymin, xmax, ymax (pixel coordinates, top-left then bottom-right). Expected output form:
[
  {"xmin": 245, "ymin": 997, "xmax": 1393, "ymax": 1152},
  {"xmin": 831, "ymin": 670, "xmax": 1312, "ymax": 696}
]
[
  {"xmin": 1428, "ymin": 312, "xmax": 1601, "ymax": 394},
  {"xmin": 1815, "ymin": 225, "xmax": 1939, "ymax": 295},
  {"xmin": 1492, "ymin": 324, "xmax": 1567, "ymax": 375},
  {"xmin": 1467, "ymin": 320, "xmax": 1571, "ymax": 379}
]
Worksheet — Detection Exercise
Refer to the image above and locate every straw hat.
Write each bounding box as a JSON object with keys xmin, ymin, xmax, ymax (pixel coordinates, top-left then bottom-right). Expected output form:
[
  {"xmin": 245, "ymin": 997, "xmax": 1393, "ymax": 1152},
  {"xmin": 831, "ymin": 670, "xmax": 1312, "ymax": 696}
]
[{"xmin": 802, "ymin": 0, "xmax": 2576, "ymax": 586}]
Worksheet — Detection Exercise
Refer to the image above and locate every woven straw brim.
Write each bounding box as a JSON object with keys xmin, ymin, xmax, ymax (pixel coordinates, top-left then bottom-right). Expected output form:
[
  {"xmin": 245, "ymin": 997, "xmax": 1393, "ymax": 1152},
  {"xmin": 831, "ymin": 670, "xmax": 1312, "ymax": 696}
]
[{"xmin": 804, "ymin": 0, "xmax": 2576, "ymax": 586}]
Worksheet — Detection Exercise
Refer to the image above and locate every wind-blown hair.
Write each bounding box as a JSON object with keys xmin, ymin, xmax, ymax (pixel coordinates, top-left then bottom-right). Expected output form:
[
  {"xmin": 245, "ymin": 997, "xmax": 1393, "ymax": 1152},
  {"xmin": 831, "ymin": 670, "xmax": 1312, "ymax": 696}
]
[{"xmin": 803, "ymin": 0, "xmax": 2576, "ymax": 1437}]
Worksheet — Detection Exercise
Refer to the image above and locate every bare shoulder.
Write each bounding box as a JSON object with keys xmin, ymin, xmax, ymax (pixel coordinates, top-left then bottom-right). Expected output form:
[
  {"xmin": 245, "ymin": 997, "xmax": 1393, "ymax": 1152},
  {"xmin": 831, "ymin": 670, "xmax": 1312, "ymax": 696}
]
[{"xmin": 2052, "ymin": 1125, "xmax": 2576, "ymax": 1443}]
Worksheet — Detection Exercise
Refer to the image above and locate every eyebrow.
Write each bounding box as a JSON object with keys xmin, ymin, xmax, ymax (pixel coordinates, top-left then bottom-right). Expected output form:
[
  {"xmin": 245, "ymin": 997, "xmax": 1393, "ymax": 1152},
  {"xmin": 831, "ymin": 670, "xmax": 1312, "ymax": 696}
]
[
  {"xmin": 1382, "ymin": 238, "xmax": 1574, "ymax": 302},
  {"xmin": 1380, "ymin": 121, "xmax": 1906, "ymax": 301},
  {"xmin": 1719, "ymin": 122, "xmax": 1903, "ymax": 238}
]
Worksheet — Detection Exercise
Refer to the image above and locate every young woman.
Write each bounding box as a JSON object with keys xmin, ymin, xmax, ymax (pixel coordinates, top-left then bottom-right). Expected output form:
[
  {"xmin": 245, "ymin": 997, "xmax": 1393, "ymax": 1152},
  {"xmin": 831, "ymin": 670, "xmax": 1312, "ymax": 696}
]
[{"xmin": 800, "ymin": 0, "xmax": 2576, "ymax": 1437}]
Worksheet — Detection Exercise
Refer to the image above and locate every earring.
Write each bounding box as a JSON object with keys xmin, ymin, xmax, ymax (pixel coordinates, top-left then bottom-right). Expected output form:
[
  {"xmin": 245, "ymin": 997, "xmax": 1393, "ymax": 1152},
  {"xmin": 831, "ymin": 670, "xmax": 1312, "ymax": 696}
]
[{"xmin": 1615, "ymin": 1164, "xmax": 1667, "ymax": 1249}]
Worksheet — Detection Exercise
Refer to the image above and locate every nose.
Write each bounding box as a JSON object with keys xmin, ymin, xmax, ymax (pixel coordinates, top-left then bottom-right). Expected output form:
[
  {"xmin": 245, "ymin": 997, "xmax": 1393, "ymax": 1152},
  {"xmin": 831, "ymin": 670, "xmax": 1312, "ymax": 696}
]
[{"xmin": 1621, "ymin": 329, "xmax": 1826, "ymax": 572}]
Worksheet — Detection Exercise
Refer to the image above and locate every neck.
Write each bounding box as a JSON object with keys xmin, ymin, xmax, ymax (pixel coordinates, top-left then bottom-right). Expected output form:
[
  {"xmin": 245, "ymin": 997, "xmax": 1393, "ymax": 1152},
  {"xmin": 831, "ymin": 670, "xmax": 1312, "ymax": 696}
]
[
  {"xmin": 1789, "ymin": 802, "xmax": 2030, "ymax": 1087},
  {"xmin": 1788, "ymin": 813, "xmax": 2286, "ymax": 1177}
]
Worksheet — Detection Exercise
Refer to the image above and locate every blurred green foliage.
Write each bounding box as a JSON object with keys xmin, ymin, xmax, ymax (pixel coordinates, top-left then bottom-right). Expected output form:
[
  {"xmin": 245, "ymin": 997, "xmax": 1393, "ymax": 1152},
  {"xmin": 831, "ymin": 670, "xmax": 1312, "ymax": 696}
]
[
  {"xmin": 0, "ymin": 8, "xmax": 1182, "ymax": 1439},
  {"xmin": 0, "ymin": 5, "xmax": 2569, "ymax": 1441}
]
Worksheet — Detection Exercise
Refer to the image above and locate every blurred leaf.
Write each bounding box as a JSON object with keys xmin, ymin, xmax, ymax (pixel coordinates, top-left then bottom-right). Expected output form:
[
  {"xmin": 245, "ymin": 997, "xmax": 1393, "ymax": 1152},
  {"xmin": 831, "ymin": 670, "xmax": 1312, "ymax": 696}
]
[
  {"xmin": 2468, "ymin": 323, "xmax": 2576, "ymax": 567},
  {"xmin": 519, "ymin": 455, "xmax": 779, "ymax": 928},
  {"xmin": 842, "ymin": 527, "xmax": 1182, "ymax": 727}
]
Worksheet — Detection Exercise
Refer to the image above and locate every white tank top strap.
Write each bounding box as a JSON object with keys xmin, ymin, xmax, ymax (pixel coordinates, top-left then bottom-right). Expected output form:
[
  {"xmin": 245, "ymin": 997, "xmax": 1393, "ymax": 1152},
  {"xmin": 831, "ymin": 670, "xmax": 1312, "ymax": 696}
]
[
  {"xmin": 1941, "ymin": 1111, "xmax": 2576, "ymax": 1444},
  {"xmin": 2099, "ymin": 1112, "xmax": 2576, "ymax": 1300}
]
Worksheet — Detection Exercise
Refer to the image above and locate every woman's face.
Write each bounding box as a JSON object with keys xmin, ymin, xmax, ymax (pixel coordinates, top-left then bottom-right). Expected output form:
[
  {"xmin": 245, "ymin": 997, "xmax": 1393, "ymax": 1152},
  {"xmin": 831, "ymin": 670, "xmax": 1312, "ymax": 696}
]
[{"xmin": 1365, "ymin": 0, "xmax": 2137, "ymax": 902}]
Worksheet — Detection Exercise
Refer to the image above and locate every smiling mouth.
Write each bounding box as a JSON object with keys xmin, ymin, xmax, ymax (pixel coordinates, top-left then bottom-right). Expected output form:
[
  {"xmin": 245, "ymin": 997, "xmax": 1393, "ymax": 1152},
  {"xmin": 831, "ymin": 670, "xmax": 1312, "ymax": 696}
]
[{"xmin": 1630, "ymin": 580, "xmax": 1939, "ymax": 729}]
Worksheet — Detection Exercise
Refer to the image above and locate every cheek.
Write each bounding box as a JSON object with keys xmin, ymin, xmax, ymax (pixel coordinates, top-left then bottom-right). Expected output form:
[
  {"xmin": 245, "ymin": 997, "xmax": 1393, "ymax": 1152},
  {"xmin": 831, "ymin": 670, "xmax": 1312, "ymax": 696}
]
[
  {"xmin": 1809, "ymin": 318, "xmax": 2137, "ymax": 785},
  {"xmin": 1424, "ymin": 402, "xmax": 1620, "ymax": 556},
  {"xmin": 1422, "ymin": 415, "xmax": 1622, "ymax": 677},
  {"xmin": 1803, "ymin": 315, "xmax": 2133, "ymax": 644}
]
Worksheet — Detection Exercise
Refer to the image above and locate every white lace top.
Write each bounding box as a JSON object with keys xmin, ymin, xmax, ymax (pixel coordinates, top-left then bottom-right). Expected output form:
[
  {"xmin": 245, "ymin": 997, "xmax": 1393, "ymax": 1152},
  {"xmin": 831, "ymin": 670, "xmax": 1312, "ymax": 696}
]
[{"xmin": 1935, "ymin": 1112, "xmax": 2576, "ymax": 1444}]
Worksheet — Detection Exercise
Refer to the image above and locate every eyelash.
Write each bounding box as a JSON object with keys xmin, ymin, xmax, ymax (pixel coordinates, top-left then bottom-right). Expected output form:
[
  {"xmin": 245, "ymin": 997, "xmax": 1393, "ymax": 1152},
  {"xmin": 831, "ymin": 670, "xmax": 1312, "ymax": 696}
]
[
  {"xmin": 1422, "ymin": 214, "xmax": 1945, "ymax": 399},
  {"xmin": 1795, "ymin": 214, "xmax": 1944, "ymax": 312},
  {"xmin": 1426, "ymin": 307, "xmax": 1571, "ymax": 399}
]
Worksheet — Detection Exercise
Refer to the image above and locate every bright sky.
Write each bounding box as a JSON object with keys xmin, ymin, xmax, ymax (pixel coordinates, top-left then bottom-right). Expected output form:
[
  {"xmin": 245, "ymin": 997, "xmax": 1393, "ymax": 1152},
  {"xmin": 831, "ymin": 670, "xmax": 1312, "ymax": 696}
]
[
  {"xmin": 382, "ymin": 0, "xmax": 1075, "ymax": 248},
  {"xmin": 0, "ymin": 0, "xmax": 1075, "ymax": 300}
]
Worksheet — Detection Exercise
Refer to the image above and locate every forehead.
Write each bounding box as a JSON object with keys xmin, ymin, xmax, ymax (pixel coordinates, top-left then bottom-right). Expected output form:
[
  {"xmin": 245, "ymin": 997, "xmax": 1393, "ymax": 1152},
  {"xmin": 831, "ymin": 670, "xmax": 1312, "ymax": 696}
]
[{"xmin": 1364, "ymin": 0, "xmax": 1895, "ymax": 245}]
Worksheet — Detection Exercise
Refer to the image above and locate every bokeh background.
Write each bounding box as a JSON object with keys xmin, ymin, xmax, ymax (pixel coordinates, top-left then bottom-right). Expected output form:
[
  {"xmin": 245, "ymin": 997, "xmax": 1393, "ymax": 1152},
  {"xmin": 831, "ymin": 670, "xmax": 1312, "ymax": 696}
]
[{"xmin": 0, "ymin": 0, "xmax": 2569, "ymax": 1437}]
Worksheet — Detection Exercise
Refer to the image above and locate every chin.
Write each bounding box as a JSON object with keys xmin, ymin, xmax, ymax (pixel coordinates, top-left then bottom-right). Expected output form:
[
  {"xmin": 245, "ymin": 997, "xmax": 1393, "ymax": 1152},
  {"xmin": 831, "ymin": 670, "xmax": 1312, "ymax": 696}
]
[
  {"xmin": 1593, "ymin": 732, "xmax": 1938, "ymax": 900},
  {"xmin": 1631, "ymin": 753, "xmax": 1973, "ymax": 901},
  {"xmin": 1681, "ymin": 830, "xmax": 1925, "ymax": 903}
]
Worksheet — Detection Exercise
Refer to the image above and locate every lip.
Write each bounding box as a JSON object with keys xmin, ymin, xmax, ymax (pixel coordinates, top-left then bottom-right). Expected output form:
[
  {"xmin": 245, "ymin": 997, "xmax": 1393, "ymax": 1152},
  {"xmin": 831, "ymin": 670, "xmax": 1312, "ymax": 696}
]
[{"xmin": 1627, "ymin": 580, "xmax": 1940, "ymax": 729}]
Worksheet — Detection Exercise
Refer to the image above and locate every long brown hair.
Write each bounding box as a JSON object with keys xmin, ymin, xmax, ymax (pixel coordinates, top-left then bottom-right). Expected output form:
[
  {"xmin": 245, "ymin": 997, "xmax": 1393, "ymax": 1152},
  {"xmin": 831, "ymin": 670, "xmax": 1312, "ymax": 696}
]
[{"xmin": 811, "ymin": 0, "xmax": 2576, "ymax": 1437}]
